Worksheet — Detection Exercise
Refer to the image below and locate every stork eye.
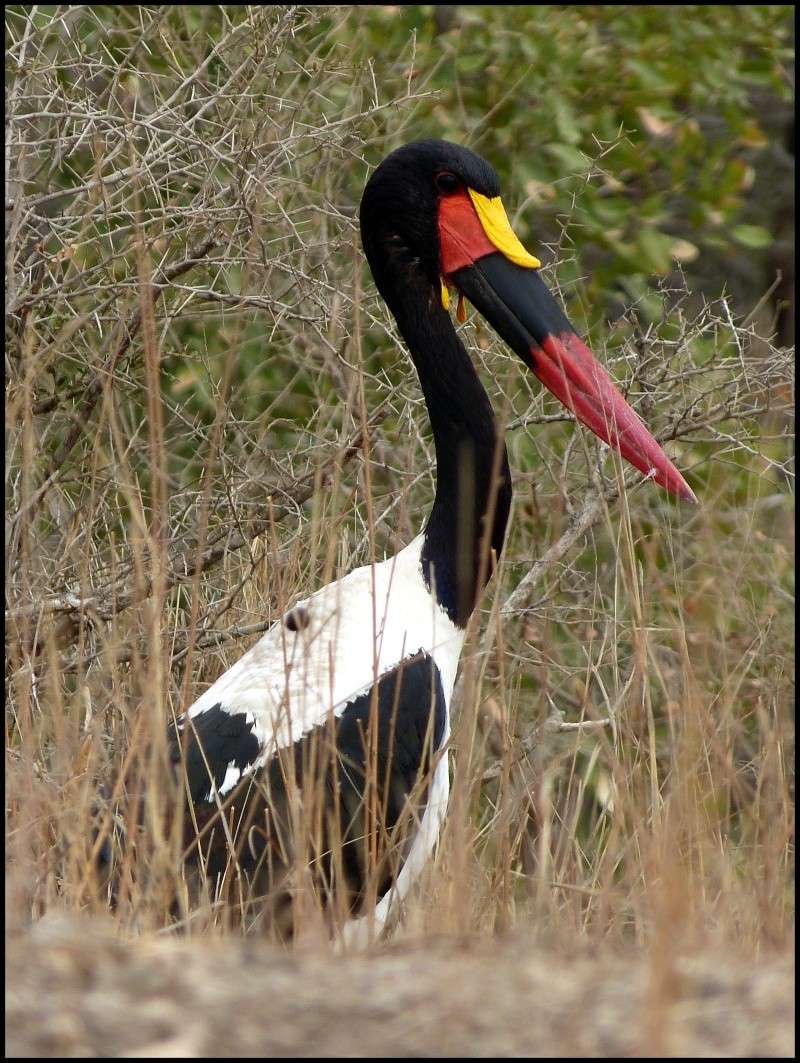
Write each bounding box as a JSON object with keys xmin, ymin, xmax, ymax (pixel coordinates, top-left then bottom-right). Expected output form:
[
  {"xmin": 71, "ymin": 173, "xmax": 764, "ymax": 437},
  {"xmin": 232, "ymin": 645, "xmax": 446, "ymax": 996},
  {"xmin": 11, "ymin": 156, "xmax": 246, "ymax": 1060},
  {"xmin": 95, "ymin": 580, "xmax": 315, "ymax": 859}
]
[{"xmin": 435, "ymin": 171, "xmax": 461, "ymax": 195}]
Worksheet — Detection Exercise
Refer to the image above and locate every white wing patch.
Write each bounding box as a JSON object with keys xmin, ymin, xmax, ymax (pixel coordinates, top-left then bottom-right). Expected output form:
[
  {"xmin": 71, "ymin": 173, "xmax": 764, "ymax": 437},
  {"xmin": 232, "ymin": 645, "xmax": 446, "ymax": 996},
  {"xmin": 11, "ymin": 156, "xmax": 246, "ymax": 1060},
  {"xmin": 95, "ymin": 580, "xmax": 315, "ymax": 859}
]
[
  {"xmin": 219, "ymin": 763, "xmax": 244, "ymax": 797},
  {"xmin": 183, "ymin": 534, "xmax": 464, "ymax": 780}
]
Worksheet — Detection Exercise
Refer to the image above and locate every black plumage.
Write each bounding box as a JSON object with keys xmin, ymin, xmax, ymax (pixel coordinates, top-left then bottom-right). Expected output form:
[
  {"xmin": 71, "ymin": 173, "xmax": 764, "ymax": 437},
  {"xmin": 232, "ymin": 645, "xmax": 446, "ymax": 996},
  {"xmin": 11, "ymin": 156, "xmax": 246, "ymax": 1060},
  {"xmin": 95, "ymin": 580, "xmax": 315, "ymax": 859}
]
[{"xmin": 174, "ymin": 652, "xmax": 446, "ymax": 932}]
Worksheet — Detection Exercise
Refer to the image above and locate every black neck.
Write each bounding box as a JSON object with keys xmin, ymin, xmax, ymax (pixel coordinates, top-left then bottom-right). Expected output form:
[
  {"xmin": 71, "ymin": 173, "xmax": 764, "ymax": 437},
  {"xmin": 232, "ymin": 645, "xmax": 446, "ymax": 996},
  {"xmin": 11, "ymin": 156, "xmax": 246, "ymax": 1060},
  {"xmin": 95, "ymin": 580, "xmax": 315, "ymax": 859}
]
[{"xmin": 377, "ymin": 271, "xmax": 512, "ymax": 628}]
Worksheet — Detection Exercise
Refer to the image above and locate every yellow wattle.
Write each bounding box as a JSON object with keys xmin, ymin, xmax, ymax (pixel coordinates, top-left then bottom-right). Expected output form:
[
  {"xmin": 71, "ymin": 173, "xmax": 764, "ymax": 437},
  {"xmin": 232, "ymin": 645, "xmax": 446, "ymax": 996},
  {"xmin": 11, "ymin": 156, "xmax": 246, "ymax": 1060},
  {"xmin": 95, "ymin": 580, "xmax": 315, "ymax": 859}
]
[{"xmin": 468, "ymin": 190, "xmax": 541, "ymax": 269}]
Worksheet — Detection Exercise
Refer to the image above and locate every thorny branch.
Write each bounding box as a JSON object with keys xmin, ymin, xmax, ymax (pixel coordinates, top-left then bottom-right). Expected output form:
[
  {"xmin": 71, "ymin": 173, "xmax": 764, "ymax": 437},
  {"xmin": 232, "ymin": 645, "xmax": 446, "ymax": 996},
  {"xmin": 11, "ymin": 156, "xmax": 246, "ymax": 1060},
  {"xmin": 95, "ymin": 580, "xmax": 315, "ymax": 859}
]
[
  {"xmin": 6, "ymin": 408, "xmax": 386, "ymax": 639},
  {"xmin": 8, "ymin": 234, "xmax": 219, "ymax": 549}
]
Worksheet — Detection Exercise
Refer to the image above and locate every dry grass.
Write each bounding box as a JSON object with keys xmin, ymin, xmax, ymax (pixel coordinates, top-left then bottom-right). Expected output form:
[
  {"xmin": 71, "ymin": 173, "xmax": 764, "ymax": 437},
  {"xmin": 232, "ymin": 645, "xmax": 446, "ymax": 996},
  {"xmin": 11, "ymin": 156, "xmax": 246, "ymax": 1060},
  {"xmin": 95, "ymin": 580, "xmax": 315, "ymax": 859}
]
[{"xmin": 5, "ymin": 5, "xmax": 794, "ymax": 1055}]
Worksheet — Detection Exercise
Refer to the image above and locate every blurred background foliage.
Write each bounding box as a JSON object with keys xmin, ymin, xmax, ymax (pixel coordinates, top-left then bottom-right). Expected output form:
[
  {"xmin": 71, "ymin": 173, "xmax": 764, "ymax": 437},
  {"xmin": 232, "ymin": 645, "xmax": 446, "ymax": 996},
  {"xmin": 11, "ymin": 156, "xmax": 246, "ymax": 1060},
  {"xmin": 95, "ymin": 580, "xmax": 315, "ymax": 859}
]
[{"xmin": 345, "ymin": 5, "xmax": 794, "ymax": 337}]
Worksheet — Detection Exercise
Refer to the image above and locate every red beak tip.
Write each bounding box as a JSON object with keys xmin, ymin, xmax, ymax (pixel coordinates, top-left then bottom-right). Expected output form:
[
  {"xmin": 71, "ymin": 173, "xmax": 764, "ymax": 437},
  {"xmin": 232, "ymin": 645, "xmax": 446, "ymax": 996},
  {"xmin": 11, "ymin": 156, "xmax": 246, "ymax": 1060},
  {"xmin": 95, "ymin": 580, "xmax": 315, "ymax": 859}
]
[{"xmin": 665, "ymin": 473, "xmax": 698, "ymax": 504}]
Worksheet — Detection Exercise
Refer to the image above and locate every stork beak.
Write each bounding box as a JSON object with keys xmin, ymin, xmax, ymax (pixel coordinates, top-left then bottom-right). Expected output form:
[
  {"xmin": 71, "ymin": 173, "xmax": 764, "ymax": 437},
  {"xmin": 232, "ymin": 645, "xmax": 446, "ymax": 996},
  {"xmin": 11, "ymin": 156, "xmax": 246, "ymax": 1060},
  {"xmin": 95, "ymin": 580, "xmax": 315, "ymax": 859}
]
[{"xmin": 440, "ymin": 192, "xmax": 696, "ymax": 503}]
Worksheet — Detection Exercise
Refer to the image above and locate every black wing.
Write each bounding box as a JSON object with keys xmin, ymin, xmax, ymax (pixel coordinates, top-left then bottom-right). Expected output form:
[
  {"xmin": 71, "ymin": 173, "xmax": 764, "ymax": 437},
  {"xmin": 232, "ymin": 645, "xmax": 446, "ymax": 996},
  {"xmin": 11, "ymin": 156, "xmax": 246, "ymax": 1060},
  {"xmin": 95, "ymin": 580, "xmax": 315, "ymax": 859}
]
[
  {"xmin": 169, "ymin": 703, "xmax": 261, "ymax": 806},
  {"xmin": 171, "ymin": 650, "xmax": 446, "ymax": 933}
]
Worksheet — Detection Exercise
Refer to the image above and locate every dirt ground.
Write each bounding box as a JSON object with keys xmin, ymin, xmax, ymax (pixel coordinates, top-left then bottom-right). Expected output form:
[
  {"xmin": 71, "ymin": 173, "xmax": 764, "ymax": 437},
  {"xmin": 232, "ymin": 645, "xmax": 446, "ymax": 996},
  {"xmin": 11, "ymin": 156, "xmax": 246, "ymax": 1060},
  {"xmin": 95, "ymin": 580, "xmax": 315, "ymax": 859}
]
[{"xmin": 5, "ymin": 914, "xmax": 794, "ymax": 1058}]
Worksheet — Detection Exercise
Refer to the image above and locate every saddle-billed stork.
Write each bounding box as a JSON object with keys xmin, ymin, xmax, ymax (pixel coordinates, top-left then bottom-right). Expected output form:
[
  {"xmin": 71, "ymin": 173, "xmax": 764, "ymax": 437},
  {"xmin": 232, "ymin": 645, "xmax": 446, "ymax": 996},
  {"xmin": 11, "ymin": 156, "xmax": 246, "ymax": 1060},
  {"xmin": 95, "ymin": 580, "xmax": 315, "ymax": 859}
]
[{"xmin": 169, "ymin": 140, "xmax": 695, "ymax": 942}]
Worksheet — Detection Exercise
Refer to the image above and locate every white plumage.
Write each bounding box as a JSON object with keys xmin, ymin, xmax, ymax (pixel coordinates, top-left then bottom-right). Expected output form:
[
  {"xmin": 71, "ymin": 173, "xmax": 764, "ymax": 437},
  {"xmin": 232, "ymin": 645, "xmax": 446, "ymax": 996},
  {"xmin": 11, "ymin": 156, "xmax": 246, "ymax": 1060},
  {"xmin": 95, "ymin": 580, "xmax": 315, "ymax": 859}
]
[{"xmin": 184, "ymin": 533, "xmax": 463, "ymax": 799}]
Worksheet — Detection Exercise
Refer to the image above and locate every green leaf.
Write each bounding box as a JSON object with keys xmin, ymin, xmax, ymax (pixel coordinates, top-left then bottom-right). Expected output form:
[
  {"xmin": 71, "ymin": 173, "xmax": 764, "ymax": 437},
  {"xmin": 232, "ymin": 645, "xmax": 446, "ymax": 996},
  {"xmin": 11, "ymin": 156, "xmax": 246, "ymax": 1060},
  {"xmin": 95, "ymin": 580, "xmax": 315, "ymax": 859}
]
[
  {"xmin": 731, "ymin": 224, "xmax": 773, "ymax": 249},
  {"xmin": 638, "ymin": 229, "xmax": 675, "ymax": 274}
]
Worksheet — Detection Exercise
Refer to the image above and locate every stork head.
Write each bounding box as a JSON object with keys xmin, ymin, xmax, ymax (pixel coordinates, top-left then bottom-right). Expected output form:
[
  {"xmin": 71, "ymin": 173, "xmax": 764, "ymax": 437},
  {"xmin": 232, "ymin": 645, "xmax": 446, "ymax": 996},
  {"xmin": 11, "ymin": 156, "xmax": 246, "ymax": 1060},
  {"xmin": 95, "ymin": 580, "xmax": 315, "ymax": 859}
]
[{"xmin": 360, "ymin": 139, "xmax": 696, "ymax": 503}]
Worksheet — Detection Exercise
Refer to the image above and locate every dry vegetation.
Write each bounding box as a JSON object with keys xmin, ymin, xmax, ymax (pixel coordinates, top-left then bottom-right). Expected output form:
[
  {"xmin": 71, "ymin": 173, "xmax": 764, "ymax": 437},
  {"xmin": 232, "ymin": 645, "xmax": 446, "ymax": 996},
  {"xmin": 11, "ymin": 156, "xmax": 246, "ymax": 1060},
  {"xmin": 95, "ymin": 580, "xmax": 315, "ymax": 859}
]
[{"xmin": 5, "ymin": 6, "xmax": 794, "ymax": 1056}]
